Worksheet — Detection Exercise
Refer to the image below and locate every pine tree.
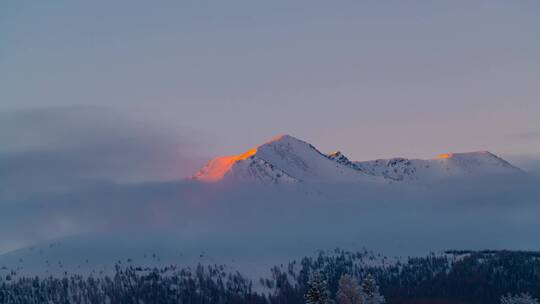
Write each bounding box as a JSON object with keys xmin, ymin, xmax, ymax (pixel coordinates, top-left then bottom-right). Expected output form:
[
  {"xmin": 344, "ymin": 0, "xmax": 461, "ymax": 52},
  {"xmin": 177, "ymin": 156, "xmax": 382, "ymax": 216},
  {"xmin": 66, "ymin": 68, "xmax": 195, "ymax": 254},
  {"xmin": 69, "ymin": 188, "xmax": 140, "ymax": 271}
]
[
  {"xmin": 305, "ymin": 271, "xmax": 332, "ymax": 304},
  {"xmin": 336, "ymin": 274, "xmax": 363, "ymax": 304},
  {"xmin": 361, "ymin": 274, "xmax": 385, "ymax": 304}
]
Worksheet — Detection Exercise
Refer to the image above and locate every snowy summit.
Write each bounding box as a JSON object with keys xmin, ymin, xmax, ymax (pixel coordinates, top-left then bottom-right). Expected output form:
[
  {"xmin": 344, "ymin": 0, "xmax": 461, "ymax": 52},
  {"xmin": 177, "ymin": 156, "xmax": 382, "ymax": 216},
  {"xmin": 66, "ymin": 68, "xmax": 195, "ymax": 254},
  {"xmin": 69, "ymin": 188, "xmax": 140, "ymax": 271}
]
[{"xmin": 193, "ymin": 135, "xmax": 522, "ymax": 184}]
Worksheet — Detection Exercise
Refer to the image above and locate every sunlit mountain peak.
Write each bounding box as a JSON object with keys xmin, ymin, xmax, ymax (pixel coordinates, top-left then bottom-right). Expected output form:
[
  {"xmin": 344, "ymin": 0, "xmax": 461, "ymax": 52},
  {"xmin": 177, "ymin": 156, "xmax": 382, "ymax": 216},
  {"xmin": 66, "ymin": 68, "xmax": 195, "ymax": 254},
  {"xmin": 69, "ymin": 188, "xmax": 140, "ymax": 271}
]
[{"xmin": 193, "ymin": 136, "xmax": 521, "ymax": 184}]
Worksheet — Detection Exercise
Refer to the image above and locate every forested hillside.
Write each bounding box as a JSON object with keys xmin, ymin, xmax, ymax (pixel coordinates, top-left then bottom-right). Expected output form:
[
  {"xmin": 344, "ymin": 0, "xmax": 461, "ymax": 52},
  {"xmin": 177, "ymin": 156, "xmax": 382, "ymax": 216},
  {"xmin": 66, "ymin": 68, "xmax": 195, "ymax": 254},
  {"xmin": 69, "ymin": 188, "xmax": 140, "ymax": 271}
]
[{"xmin": 1, "ymin": 250, "xmax": 538, "ymax": 303}]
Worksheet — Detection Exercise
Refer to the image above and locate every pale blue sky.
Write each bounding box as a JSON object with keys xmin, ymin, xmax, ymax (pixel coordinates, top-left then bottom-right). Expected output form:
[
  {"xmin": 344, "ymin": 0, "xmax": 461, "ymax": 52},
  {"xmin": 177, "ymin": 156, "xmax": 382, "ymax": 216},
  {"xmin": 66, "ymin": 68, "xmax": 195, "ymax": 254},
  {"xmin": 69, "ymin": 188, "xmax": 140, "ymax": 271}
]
[{"xmin": 1, "ymin": 1, "xmax": 539, "ymax": 165}]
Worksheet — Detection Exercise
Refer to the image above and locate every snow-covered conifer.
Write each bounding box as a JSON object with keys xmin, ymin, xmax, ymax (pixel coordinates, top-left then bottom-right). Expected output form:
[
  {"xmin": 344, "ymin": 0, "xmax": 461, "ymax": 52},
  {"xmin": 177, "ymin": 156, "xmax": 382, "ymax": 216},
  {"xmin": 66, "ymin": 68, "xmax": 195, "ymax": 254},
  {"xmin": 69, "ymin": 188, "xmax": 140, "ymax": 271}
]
[
  {"xmin": 361, "ymin": 274, "xmax": 385, "ymax": 304},
  {"xmin": 305, "ymin": 271, "xmax": 332, "ymax": 304}
]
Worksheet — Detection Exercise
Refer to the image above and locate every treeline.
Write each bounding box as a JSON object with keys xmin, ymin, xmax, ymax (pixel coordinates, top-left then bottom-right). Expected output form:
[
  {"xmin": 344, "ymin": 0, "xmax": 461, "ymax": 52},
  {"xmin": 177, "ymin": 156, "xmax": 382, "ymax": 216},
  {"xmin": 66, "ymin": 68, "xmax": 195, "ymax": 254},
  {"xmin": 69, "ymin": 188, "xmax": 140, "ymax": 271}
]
[
  {"xmin": 0, "ymin": 250, "xmax": 539, "ymax": 304},
  {"xmin": 0, "ymin": 264, "xmax": 266, "ymax": 304},
  {"xmin": 265, "ymin": 249, "xmax": 540, "ymax": 304}
]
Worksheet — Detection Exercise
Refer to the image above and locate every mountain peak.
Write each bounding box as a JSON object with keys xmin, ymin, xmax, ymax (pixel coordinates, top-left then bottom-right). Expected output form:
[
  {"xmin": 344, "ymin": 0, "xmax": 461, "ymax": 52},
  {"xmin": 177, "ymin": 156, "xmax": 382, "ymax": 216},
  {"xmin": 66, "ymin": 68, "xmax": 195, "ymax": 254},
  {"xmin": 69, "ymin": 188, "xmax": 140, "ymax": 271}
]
[
  {"xmin": 436, "ymin": 151, "xmax": 493, "ymax": 159},
  {"xmin": 326, "ymin": 151, "xmax": 356, "ymax": 168},
  {"xmin": 265, "ymin": 134, "xmax": 292, "ymax": 143},
  {"xmin": 327, "ymin": 151, "xmax": 343, "ymax": 158},
  {"xmin": 433, "ymin": 150, "xmax": 520, "ymax": 173},
  {"xmin": 193, "ymin": 136, "xmax": 521, "ymax": 184},
  {"xmin": 193, "ymin": 134, "xmax": 379, "ymax": 183},
  {"xmin": 260, "ymin": 134, "xmax": 308, "ymax": 147},
  {"xmin": 192, "ymin": 134, "xmax": 302, "ymax": 182}
]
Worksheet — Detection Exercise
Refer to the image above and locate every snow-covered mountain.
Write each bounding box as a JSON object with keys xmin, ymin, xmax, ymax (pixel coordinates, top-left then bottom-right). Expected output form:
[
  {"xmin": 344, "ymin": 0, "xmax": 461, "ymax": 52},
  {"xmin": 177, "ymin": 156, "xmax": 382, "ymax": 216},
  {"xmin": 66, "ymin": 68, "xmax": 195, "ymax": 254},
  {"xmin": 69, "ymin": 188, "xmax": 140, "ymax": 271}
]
[
  {"xmin": 332, "ymin": 150, "xmax": 521, "ymax": 182},
  {"xmin": 193, "ymin": 135, "xmax": 522, "ymax": 184},
  {"xmin": 193, "ymin": 135, "xmax": 380, "ymax": 184}
]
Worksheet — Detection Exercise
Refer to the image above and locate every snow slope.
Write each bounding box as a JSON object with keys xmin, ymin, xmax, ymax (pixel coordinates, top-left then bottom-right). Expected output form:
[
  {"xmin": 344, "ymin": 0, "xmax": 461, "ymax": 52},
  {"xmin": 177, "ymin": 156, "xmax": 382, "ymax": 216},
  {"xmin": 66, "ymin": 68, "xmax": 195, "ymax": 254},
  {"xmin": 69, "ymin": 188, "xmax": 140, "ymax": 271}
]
[
  {"xmin": 193, "ymin": 135, "xmax": 380, "ymax": 183},
  {"xmin": 351, "ymin": 151, "xmax": 521, "ymax": 182},
  {"xmin": 0, "ymin": 234, "xmax": 283, "ymax": 282},
  {"xmin": 194, "ymin": 135, "xmax": 522, "ymax": 184}
]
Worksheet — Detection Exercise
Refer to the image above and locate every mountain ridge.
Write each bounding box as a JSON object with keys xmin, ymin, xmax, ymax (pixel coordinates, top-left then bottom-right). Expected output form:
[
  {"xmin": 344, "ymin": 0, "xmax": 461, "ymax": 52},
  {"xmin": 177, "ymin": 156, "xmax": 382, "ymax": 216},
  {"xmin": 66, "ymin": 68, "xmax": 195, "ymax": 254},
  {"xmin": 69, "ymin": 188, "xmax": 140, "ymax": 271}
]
[{"xmin": 193, "ymin": 134, "xmax": 522, "ymax": 184}]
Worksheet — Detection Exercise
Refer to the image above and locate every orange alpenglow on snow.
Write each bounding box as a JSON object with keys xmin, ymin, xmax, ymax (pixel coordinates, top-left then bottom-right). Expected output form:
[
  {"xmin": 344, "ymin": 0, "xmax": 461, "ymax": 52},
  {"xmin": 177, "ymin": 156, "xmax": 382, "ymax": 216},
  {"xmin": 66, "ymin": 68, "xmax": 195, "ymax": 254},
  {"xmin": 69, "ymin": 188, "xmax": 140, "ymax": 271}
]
[
  {"xmin": 437, "ymin": 153, "xmax": 454, "ymax": 159},
  {"xmin": 192, "ymin": 134, "xmax": 291, "ymax": 182},
  {"xmin": 194, "ymin": 148, "xmax": 258, "ymax": 182}
]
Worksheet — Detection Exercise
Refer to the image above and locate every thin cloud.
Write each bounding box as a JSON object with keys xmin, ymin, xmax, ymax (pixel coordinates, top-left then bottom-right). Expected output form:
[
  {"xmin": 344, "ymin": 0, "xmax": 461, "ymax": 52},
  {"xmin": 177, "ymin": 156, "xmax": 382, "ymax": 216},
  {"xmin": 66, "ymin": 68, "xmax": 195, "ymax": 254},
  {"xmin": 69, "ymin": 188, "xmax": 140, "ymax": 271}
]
[{"xmin": 0, "ymin": 106, "xmax": 206, "ymax": 201}]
